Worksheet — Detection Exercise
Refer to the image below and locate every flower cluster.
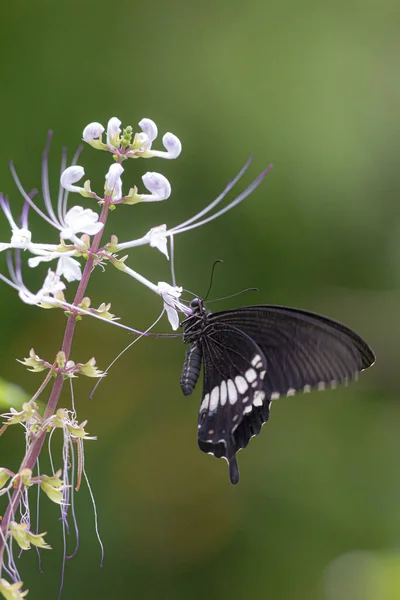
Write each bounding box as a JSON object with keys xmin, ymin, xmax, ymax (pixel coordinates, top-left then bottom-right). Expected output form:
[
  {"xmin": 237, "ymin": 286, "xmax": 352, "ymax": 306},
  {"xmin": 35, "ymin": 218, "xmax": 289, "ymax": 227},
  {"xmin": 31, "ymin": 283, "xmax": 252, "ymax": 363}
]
[
  {"xmin": 0, "ymin": 115, "xmax": 270, "ymax": 598},
  {"xmin": 0, "ymin": 117, "xmax": 269, "ymax": 331}
]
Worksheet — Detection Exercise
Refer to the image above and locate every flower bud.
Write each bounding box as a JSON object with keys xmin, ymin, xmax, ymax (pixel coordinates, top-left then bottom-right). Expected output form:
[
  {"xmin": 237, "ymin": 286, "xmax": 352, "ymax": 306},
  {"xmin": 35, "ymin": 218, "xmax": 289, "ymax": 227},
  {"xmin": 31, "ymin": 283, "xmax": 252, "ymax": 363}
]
[
  {"xmin": 138, "ymin": 118, "xmax": 158, "ymax": 149},
  {"xmin": 106, "ymin": 117, "xmax": 122, "ymax": 149},
  {"xmin": 148, "ymin": 132, "xmax": 182, "ymax": 159},
  {"xmin": 60, "ymin": 166, "xmax": 85, "ymax": 193},
  {"xmin": 83, "ymin": 122, "xmax": 105, "ymax": 149},
  {"xmin": 105, "ymin": 163, "xmax": 124, "ymax": 200},
  {"xmin": 140, "ymin": 172, "xmax": 171, "ymax": 202},
  {"xmin": 20, "ymin": 468, "xmax": 32, "ymax": 487},
  {"xmin": 0, "ymin": 467, "xmax": 11, "ymax": 489}
]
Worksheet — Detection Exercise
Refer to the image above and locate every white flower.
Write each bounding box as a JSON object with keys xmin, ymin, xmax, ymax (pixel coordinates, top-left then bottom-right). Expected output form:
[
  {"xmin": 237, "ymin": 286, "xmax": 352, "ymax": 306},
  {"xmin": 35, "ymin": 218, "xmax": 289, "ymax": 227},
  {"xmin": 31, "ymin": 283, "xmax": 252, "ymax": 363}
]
[
  {"xmin": 0, "ymin": 227, "xmax": 32, "ymax": 252},
  {"xmin": 83, "ymin": 122, "xmax": 105, "ymax": 145},
  {"xmin": 145, "ymin": 224, "xmax": 169, "ymax": 259},
  {"xmin": 148, "ymin": 132, "xmax": 182, "ymax": 159},
  {"xmin": 157, "ymin": 282, "xmax": 186, "ymax": 330},
  {"xmin": 107, "ymin": 117, "xmax": 121, "ymax": 149},
  {"xmin": 41, "ymin": 270, "xmax": 66, "ymax": 296},
  {"xmin": 10, "ymin": 228, "xmax": 32, "ymax": 247},
  {"xmin": 59, "ymin": 206, "xmax": 103, "ymax": 244},
  {"xmin": 105, "ymin": 163, "xmax": 124, "ymax": 200},
  {"xmin": 0, "ymin": 194, "xmax": 59, "ymax": 255},
  {"xmin": 140, "ymin": 172, "xmax": 171, "ymax": 202},
  {"xmin": 56, "ymin": 256, "xmax": 82, "ymax": 282},
  {"xmin": 138, "ymin": 118, "xmax": 158, "ymax": 150},
  {"xmin": 60, "ymin": 166, "xmax": 85, "ymax": 193},
  {"xmin": 18, "ymin": 269, "xmax": 66, "ymax": 306}
]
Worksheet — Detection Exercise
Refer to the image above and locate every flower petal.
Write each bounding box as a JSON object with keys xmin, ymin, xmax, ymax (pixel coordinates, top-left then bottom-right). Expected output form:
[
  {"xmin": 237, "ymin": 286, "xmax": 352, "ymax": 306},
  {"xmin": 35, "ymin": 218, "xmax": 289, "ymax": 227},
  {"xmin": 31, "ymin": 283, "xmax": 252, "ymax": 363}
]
[
  {"xmin": 107, "ymin": 117, "xmax": 121, "ymax": 149},
  {"xmin": 10, "ymin": 228, "xmax": 32, "ymax": 248},
  {"xmin": 56, "ymin": 256, "xmax": 82, "ymax": 282},
  {"xmin": 145, "ymin": 224, "xmax": 169, "ymax": 258},
  {"xmin": 61, "ymin": 206, "xmax": 103, "ymax": 239},
  {"xmin": 60, "ymin": 166, "xmax": 85, "ymax": 193},
  {"xmin": 83, "ymin": 122, "xmax": 105, "ymax": 144},
  {"xmin": 138, "ymin": 118, "xmax": 158, "ymax": 149},
  {"xmin": 105, "ymin": 163, "xmax": 124, "ymax": 200}
]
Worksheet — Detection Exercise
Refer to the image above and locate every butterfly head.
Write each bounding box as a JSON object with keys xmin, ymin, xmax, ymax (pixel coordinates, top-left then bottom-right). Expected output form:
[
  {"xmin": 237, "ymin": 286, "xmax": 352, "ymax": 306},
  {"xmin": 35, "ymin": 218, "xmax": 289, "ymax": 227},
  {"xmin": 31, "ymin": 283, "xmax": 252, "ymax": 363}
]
[{"xmin": 189, "ymin": 297, "xmax": 206, "ymax": 315}]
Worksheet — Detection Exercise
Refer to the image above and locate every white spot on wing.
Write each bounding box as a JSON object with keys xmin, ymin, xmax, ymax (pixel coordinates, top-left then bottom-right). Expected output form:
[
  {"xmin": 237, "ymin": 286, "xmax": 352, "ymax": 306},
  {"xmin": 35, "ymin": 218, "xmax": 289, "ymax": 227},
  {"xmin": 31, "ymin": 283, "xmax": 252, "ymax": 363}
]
[
  {"xmin": 220, "ymin": 380, "xmax": 227, "ymax": 406},
  {"xmin": 227, "ymin": 379, "xmax": 238, "ymax": 404},
  {"xmin": 253, "ymin": 390, "xmax": 266, "ymax": 406},
  {"xmin": 318, "ymin": 381, "xmax": 326, "ymax": 391},
  {"xmin": 243, "ymin": 405, "xmax": 253, "ymax": 415},
  {"xmin": 209, "ymin": 386, "xmax": 219, "ymax": 411},
  {"xmin": 245, "ymin": 368, "xmax": 257, "ymax": 383},
  {"xmin": 235, "ymin": 375, "xmax": 248, "ymax": 394},
  {"xmin": 200, "ymin": 393, "xmax": 210, "ymax": 412},
  {"xmin": 270, "ymin": 392, "xmax": 280, "ymax": 400},
  {"xmin": 260, "ymin": 370, "xmax": 266, "ymax": 380},
  {"xmin": 251, "ymin": 354, "xmax": 262, "ymax": 367},
  {"xmin": 303, "ymin": 385, "xmax": 311, "ymax": 393},
  {"xmin": 286, "ymin": 388, "xmax": 296, "ymax": 397}
]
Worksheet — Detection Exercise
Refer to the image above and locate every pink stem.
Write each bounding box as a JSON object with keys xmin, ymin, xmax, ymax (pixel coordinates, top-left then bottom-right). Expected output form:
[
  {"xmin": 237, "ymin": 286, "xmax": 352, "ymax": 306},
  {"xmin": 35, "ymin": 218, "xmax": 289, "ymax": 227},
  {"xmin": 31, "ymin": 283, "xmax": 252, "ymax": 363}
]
[{"xmin": 0, "ymin": 197, "xmax": 112, "ymax": 567}]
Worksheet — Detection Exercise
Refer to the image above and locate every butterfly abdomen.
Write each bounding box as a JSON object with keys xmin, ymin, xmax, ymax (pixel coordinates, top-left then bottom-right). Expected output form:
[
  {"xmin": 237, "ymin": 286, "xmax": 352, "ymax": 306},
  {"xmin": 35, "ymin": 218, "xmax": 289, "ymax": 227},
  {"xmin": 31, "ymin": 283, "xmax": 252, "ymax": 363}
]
[{"xmin": 180, "ymin": 341, "xmax": 202, "ymax": 396}]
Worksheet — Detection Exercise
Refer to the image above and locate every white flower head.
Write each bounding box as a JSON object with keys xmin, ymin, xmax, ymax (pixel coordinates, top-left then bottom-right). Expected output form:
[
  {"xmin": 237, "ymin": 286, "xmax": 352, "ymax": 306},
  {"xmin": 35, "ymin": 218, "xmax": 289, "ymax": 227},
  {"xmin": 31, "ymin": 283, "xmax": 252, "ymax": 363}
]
[
  {"xmin": 0, "ymin": 195, "xmax": 35, "ymax": 252},
  {"xmin": 60, "ymin": 206, "xmax": 103, "ymax": 244},
  {"xmin": 145, "ymin": 224, "xmax": 168, "ymax": 259},
  {"xmin": 105, "ymin": 163, "xmax": 124, "ymax": 200},
  {"xmin": 140, "ymin": 172, "xmax": 171, "ymax": 202},
  {"xmin": 0, "ymin": 228, "xmax": 33, "ymax": 253},
  {"xmin": 138, "ymin": 118, "xmax": 158, "ymax": 150},
  {"xmin": 56, "ymin": 256, "xmax": 82, "ymax": 282},
  {"xmin": 107, "ymin": 117, "xmax": 121, "ymax": 149},
  {"xmin": 60, "ymin": 166, "xmax": 85, "ymax": 193},
  {"xmin": 18, "ymin": 269, "xmax": 66, "ymax": 306},
  {"xmin": 83, "ymin": 122, "xmax": 105, "ymax": 147},
  {"xmin": 157, "ymin": 281, "xmax": 186, "ymax": 330}
]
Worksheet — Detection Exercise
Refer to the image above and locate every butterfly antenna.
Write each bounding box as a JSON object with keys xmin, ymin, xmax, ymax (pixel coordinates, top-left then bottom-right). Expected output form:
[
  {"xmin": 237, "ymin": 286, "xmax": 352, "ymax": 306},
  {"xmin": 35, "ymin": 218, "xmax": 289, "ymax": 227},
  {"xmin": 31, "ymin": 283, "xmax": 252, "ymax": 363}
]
[
  {"xmin": 207, "ymin": 287, "xmax": 259, "ymax": 304},
  {"xmin": 204, "ymin": 259, "xmax": 224, "ymax": 301}
]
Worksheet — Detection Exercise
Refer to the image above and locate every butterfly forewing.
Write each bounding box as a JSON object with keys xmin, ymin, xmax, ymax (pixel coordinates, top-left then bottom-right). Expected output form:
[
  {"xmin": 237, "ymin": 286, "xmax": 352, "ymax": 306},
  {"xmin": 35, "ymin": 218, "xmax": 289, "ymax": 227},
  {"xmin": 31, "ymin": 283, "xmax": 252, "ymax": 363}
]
[{"xmin": 210, "ymin": 306, "xmax": 375, "ymax": 398}]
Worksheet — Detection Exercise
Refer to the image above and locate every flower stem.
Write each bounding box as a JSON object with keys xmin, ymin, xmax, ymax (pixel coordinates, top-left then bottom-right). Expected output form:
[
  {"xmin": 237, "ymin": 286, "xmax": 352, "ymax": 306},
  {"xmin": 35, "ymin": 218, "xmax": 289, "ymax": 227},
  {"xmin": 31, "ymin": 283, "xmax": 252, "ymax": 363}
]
[{"xmin": 0, "ymin": 197, "xmax": 113, "ymax": 570}]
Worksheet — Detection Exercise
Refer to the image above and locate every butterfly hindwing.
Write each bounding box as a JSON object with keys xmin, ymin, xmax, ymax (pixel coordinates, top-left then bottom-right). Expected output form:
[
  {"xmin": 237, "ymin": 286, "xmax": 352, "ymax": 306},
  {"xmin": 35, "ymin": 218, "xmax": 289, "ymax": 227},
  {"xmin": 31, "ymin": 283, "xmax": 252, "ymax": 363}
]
[{"xmin": 197, "ymin": 323, "xmax": 269, "ymax": 484}]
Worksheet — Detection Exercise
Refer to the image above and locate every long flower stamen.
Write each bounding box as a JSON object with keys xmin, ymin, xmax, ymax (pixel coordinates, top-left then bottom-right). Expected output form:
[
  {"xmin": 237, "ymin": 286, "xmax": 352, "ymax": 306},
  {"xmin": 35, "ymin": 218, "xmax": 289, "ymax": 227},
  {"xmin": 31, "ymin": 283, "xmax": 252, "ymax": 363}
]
[{"xmin": 115, "ymin": 160, "xmax": 272, "ymax": 253}]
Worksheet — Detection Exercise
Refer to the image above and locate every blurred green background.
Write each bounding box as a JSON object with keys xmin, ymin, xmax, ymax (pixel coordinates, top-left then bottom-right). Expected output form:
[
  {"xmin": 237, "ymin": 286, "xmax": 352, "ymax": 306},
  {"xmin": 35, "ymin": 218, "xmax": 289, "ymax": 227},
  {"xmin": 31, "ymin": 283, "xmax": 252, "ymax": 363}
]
[{"xmin": 0, "ymin": 0, "xmax": 399, "ymax": 598}]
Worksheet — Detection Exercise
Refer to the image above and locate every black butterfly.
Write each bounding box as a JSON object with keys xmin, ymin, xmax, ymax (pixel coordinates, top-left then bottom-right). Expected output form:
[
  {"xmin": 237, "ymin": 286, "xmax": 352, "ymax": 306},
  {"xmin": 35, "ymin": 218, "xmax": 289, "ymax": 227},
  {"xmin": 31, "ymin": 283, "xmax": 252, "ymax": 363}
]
[{"xmin": 180, "ymin": 299, "xmax": 375, "ymax": 485}]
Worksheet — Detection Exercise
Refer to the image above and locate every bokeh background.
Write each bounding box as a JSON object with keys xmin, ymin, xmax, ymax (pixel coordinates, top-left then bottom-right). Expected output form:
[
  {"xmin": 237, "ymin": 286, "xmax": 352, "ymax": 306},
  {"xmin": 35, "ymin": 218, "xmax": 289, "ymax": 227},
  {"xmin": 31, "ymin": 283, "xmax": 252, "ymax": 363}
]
[{"xmin": 0, "ymin": 1, "xmax": 400, "ymax": 599}]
